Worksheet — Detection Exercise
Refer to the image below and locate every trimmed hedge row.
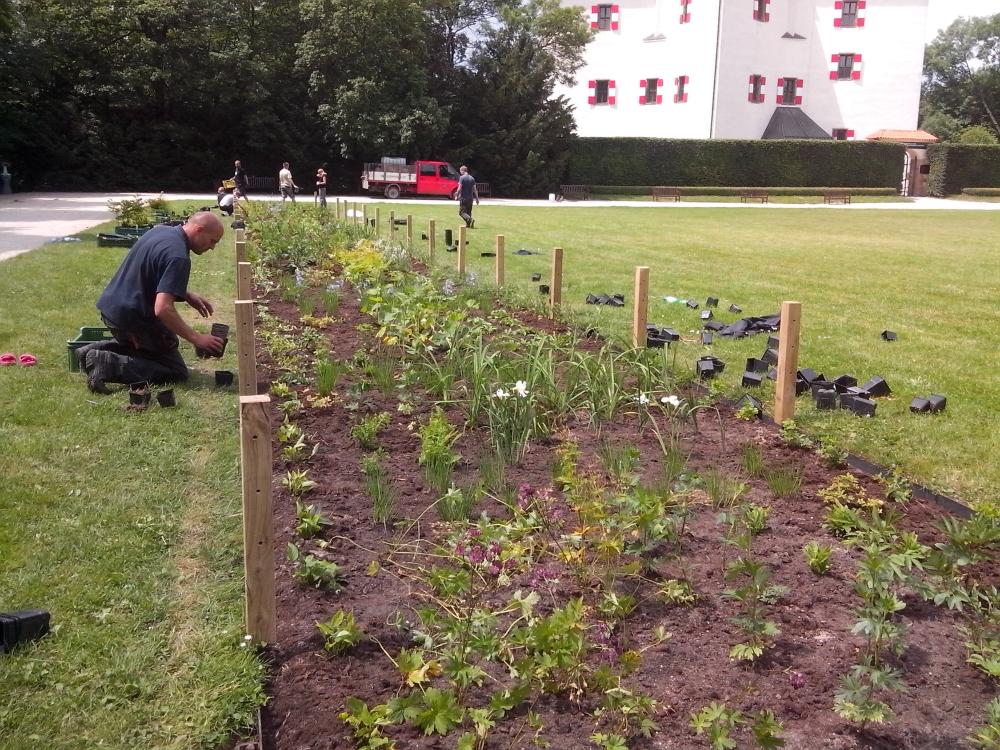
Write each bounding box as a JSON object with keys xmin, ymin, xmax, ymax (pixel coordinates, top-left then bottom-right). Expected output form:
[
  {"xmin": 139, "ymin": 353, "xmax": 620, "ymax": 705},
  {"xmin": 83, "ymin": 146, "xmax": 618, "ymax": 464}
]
[
  {"xmin": 565, "ymin": 138, "xmax": 905, "ymax": 188},
  {"xmin": 928, "ymin": 144, "xmax": 1000, "ymax": 196},
  {"xmin": 962, "ymin": 188, "xmax": 1000, "ymax": 196},
  {"xmin": 587, "ymin": 185, "xmax": 897, "ymax": 196}
]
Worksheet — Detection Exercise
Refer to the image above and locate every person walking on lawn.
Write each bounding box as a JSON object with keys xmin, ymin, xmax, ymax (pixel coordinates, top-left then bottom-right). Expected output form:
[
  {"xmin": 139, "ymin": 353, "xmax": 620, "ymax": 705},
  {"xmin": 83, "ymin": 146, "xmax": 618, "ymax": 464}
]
[
  {"xmin": 279, "ymin": 162, "xmax": 299, "ymax": 202},
  {"xmin": 457, "ymin": 165, "xmax": 479, "ymax": 228},
  {"xmin": 80, "ymin": 211, "xmax": 226, "ymax": 394}
]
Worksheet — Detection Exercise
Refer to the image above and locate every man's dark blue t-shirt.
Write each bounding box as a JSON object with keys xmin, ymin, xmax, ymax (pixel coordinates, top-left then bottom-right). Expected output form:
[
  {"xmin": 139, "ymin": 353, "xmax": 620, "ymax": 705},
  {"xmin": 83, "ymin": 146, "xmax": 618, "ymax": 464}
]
[
  {"xmin": 97, "ymin": 225, "xmax": 191, "ymax": 329},
  {"xmin": 458, "ymin": 173, "xmax": 476, "ymax": 201}
]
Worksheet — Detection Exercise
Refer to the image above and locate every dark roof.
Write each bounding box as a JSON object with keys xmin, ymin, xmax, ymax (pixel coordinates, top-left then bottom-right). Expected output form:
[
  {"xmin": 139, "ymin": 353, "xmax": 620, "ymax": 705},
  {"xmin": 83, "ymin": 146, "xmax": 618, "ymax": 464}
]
[{"xmin": 761, "ymin": 107, "xmax": 832, "ymax": 140}]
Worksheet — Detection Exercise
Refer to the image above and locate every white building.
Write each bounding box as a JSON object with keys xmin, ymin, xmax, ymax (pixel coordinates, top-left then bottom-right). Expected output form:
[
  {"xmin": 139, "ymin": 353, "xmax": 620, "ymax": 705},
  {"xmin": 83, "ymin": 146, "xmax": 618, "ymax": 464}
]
[{"xmin": 555, "ymin": 0, "xmax": 929, "ymax": 140}]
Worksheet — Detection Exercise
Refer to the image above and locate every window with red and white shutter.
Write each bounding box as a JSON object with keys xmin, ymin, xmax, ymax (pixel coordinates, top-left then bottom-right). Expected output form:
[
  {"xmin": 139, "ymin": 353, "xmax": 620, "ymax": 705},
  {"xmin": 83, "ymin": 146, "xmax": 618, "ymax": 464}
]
[
  {"xmin": 753, "ymin": 0, "xmax": 770, "ymax": 22},
  {"xmin": 680, "ymin": 0, "xmax": 691, "ymax": 24},
  {"xmin": 777, "ymin": 77, "xmax": 803, "ymax": 105},
  {"xmin": 588, "ymin": 79, "xmax": 616, "ymax": 105},
  {"xmin": 674, "ymin": 76, "xmax": 689, "ymax": 103},
  {"xmin": 832, "ymin": 128, "xmax": 855, "ymax": 140},
  {"xmin": 834, "ymin": 0, "xmax": 866, "ymax": 28},
  {"xmin": 590, "ymin": 4, "xmax": 620, "ymax": 30},
  {"xmin": 639, "ymin": 79, "xmax": 664, "ymax": 105},
  {"xmin": 829, "ymin": 53, "xmax": 862, "ymax": 80},
  {"xmin": 747, "ymin": 74, "xmax": 766, "ymax": 103}
]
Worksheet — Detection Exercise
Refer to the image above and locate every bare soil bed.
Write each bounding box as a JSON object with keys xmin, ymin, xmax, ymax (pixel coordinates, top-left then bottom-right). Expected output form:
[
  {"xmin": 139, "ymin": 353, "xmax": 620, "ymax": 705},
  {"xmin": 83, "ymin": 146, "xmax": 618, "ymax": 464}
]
[{"xmin": 257, "ymin": 286, "xmax": 994, "ymax": 750}]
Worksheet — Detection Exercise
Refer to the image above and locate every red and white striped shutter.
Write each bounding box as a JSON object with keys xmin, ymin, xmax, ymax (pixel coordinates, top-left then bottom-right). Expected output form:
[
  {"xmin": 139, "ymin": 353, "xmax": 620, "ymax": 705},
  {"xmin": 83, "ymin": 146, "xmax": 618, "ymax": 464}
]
[
  {"xmin": 776, "ymin": 77, "xmax": 784, "ymax": 104},
  {"xmin": 852, "ymin": 54, "xmax": 863, "ymax": 79},
  {"xmin": 847, "ymin": 129, "xmax": 855, "ymax": 138},
  {"xmin": 795, "ymin": 79, "xmax": 803, "ymax": 105},
  {"xmin": 608, "ymin": 80, "xmax": 616, "ymax": 105},
  {"xmin": 657, "ymin": 78, "xmax": 664, "ymax": 104},
  {"xmin": 753, "ymin": 0, "xmax": 770, "ymax": 22},
  {"xmin": 834, "ymin": 0, "xmax": 842, "ymax": 26},
  {"xmin": 680, "ymin": 0, "xmax": 691, "ymax": 24},
  {"xmin": 590, "ymin": 5, "xmax": 599, "ymax": 29},
  {"xmin": 682, "ymin": 75, "xmax": 689, "ymax": 102},
  {"xmin": 610, "ymin": 4, "xmax": 620, "ymax": 30},
  {"xmin": 857, "ymin": 0, "xmax": 866, "ymax": 27},
  {"xmin": 757, "ymin": 76, "xmax": 766, "ymax": 102},
  {"xmin": 748, "ymin": 74, "xmax": 755, "ymax": 102},
  {"xmin": 829, "ymin": 53, "xmax": 839, "ymax": 80},
  {"xmin": 588, "ymin": 80, "xmax": 596, "ymax": 105},
  {"xmin": 639, "ymin": 79, "xmax": 646, "ymax": 105},
  {"xmin": 674, "ymin": 77, "xmax": 679, "ymax": 103}
]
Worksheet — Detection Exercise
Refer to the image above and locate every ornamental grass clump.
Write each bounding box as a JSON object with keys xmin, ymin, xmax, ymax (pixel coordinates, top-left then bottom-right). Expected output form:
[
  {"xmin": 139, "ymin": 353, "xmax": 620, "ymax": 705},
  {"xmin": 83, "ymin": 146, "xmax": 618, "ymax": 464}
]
[
  {"xmin": 361, "ymin": 451, "xmax": 396, "ymax": 527},
  {"xmin": 419, "ymin": 407, "xmax": 461, "ymax": 494},
  {"xmin": 484, "ymin": 380, "xmax": 537, "ymax": 465}
]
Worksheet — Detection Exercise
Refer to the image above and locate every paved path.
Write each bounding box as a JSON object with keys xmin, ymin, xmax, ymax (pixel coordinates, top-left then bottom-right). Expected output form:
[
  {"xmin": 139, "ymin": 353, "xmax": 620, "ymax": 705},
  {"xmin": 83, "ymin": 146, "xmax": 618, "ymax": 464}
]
[{"xmin": 2, "ymin": 191, "xmax": 998, "ymax": 262}]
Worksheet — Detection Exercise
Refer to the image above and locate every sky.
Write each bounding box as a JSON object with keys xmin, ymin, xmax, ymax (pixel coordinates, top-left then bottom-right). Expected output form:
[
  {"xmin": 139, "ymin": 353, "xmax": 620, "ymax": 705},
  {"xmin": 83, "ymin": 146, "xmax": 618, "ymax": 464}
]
[{"xmin": 925, "ymin": 0, "xmax": 998, "ymax": 41}]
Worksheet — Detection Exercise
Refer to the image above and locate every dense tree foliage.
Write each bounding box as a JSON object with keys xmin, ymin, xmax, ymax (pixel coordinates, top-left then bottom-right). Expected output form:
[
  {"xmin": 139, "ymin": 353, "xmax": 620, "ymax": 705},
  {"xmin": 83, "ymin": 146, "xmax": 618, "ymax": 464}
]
[
  {"xmin": 921, "ymin": 14, "xmax": 1000, "ymax": 141},
  {"xmin": 0, "ymin": 0, "xmax": 590, "ymax": 194}
]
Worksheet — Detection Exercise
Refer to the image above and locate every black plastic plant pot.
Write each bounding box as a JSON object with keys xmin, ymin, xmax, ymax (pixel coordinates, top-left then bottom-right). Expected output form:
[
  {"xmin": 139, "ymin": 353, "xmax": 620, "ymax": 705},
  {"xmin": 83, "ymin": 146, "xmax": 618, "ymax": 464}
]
[
  {"xmin": 663, "ymin": 328, "xmax": 680, "ymax": 342},
  {"xmin": 832, "ymin": 374, "xmax": 857, "ymax": 392},
  {"xmin": 928, "ymin": 394, "xmax": 947, "ymax": 413},
  {"xmin": 646, "ymin": 335, "xmax": 666, "ymax": 349},
  {"xmin": 421, "ymin": 233, "xmax": 428, "ymax": 241},
  {"xmin": 851, "ymin": 397, "xmax": 877, "ymax": 417},
  {"xmin": 539, "ymin": 284, "xmax": 550, "ymax": 294},
  {"xmin": 704, "ymin": 321, "xmax": 725, "ymax": 332},
  {"xmin": 0, "ymin": 609, "xmax": 50, "ymax": 653},
  {"xmin": 846, "ymin": 386, "xmax": 872, "ymax": 399},
  {"xmin": 881, "ymin": 329, "xmax": 898, "ymax": 341},
  {"xmin": 700, "ymin": 310, "xmax": 713, "ymax": 320},
  {"xmin": 741, "ymin": 371, "xmax": 763, "ymax": 388},
  {"xmin": 129, "ymin": 389, "xmax": 151, "ymax": 408},
  {"xmin": 156, "ymin": 389, "xmax": 176, "ymax": 408},
  {"xmin": 481, "ymin": 252, "xmax": 496, "ymax": 257},
  {"xmin": 861, "ymin": 376, "xmax": 891, "ymax": 398},
  {"xmin": 444, "ymin": 229, "xmax": 453, "ymax": 246},
  {"xmin": 612, "ymin": 293, "xmax": 625, "ymax": 303},
  {"xmin": 814, "ymin": 388, "xmax": 838, "ymax": 410},
  {"xmin": 701, "ymin": 332, "xmax": 714, "ymax": 345},
  {"xmin": 710, "ymin": 356, "xmax": 726, "ymax": 372},
  {"xmin": 839, "ymin": 394, "xmax": 856, "ymax": 411},
  {"xmin": 810, "ymin": 380, "xmax": 835, "ymax": 397},
  {"xmin": 910, "ymin": 397, "xmax": 931, "ymax": 413},
  {"xmin": 706, "ymin": 296, "xmax": 719, "ymax": 308},
  {"xmin": 797, "ymin": 368, "xmax": 820, "ymax": 384},
  {"xmin": 531, "ymin": 273, "xmax": 542, "ymax": 282},
  {"xmin": 445, "ymin": 246, "xmax": 458, "ymax": 253},
  {"xmin": 795, "ymin": 378, "xmax": 810, "ymax": 396},
  {"xmin": 746, "ymin": 357, "xmax": 768, "ymax": 373},
  {"xmin": 761, "ymin": 348, "xmax": 779, "ymax": 366},
  {"xmin": 767, "ymin": 367, "xmax": 777, "ymax": 381},
  {"xmin": 696, "ymin": 359, "xmax": 717, "ymax": 379},
  {"xmin": 729, "ymin": 304, "xmax": 742, "ymax": 313},
  {"xmin": 735, "ymin": 393, "xmax": 763, "ymax": 413},
  {"xmin": 587, "ymin": 294, "xmax": 600, "ymax": 305},
  {"xmin": 215, "ymin": 370, "xmax": 234, "ymax": 387},
  {"xmin": 606, "ymin": 297, "xmax": 624, "ymax": 308},
  {"xmin": 686, "ymin": 300, "xmax": 699, "ymax": 309},
  {"xmin": 767, "ymin": 336, "xmax": 780, "ymax": 350}
]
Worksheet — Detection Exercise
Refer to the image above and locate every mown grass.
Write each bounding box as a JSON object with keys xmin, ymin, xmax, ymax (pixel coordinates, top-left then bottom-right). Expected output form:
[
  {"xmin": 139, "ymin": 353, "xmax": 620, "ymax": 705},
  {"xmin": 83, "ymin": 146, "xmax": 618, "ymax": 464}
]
[
  {"xmin": 0, "ymin": 204, "xmax": 264, "ymax": 749},
  {"xmin": 362, "ymin": 199, "xmax": 1000, "ymax": 504}
]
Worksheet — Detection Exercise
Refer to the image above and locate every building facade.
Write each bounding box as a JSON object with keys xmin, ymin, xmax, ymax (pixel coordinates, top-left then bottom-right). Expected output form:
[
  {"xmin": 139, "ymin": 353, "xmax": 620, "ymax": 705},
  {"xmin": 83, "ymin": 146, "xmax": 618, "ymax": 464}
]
[{"xmin": 555, "ymin": 0, "xmax": 929, "ymax": 140}]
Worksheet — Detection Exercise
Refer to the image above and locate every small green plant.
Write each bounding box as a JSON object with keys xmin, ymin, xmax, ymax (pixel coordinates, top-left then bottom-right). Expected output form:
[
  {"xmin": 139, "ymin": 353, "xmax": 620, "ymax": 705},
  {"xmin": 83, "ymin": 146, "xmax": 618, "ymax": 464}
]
[
  {"xmin": 599, "ymin": 441, "xmax": 640, "ymax": 491},
  {"xmin": 823, "ymin": 503, "xmax": 865, "ymax": 538},
  {"xmin": 553, "ymin": 441, "xmax": 581, "ymax": 490},
  {"xmin": 803, "ymin": 541, "xmax": 833, "ymax": 574},
  {"xmin": 818, "ymin": 473, "xmax": 881, "ymax": 510},
  {"xmin": 437, "ymin": 485, "xmax": 478, "ymax": 522},
  {"xmin": 690, "ymin": 703, "xmax": 785, "ymax": 750},
  {"xmin": 778, "ymin": 419, "xmax": 813, "ymax": 449},
  {"xmin": 740, "ymin": 442, "xmax": 765, "ymax": 478},
  {"xmin": 315, "ymin": 356, "xmax": 348, "ymax": 397},
  {"xmin": 704, "ymin": 470, "xmax": 748, "ymax": 508},
  {"xmin": 591, "ymin": 733, "xmax": 629, "ymax": 750},
  {"xmin": 816, "ymin": 436, "xmax": 847, "ymax": 468},
  {"xmin": 735, "ymin": 401, "xmax": 760, "ymax": 420},
  {"xmin": 722, "ymin": 556, "xmax": 781, "ymax": 662},
  {"xmin": 298, "ymin": 294, "xmax": 317, "ymax": 318},
  {"xmin": 361, "ymin": 347, "xmax": 397, "ymax": 394},
  {"xmin": 743, "ymin": 504, "xmax": 770, "ymax": 535},
  {"xmin": 108, "ymin": 195, "xmax": 151, "ymax": 226},
  {"xmin": 295, "ymin": 500, "xmax": 327, "ymax": 538},
  {"xmin": 287, "ymin": 544, "xmax": 343, "ymax": 590},
  {"xmin": 656, "ymin": 578, "xmax": 698, "ymax": 605},
  {"xmin": 878, "ymin": 466, "xmax": 912, "ymax": 504},
  {"xmin": 339, "ymin": 698, "xmax": 396, "ymax": 750},
  {"xmin": 419, "ymin": 407, "xmax": 461, "ymax": 493},
  {"xmin": 316, "ymin": 610, "xmax": 363, "ymax": 654},
  {"xmin": 321, "ymin": 288, "xmax": 341, "ymax": 315},
  {"xmin": 970, "ymin": 696, "xmax": 1000, "ymax": 749},
  {"xmin": 765, "ymin": 467, "xmax": 802, "ymax": 498},
  {"xmin": 282, "ymin": 469, "xmax": 317, "ymax": 497},
  {"xmin": 361, "ymin": 452, "xmax": 396, "ymax": 526},
  {"xmin": 352, "ymin": 411, "xmax": 391, "ymax": 450}
]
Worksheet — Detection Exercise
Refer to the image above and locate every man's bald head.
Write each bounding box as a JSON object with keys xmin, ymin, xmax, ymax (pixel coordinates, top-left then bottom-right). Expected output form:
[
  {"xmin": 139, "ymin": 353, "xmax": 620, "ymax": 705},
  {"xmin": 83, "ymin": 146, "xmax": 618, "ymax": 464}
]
[{"xmin": 183, "ymin": 211, "xmax": 225, "ymax": 254}]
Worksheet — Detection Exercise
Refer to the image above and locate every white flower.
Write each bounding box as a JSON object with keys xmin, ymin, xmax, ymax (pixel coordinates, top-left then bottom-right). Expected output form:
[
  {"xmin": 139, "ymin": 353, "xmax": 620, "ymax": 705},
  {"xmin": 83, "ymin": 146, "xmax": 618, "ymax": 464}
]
[
  {"xmin": 661, "ymin": 395, "xmax": 681, "ymax": 408},
  {"xmin": 638, "ymin": 393, "xmax": 650, "ymax": 405},
  {"xmin": 494, "ymin": 388, "xmax": 510, "ymax": 399},
  {"xmin": 513, "ymin": 380, "xmax": 529, "ymax": 398}
]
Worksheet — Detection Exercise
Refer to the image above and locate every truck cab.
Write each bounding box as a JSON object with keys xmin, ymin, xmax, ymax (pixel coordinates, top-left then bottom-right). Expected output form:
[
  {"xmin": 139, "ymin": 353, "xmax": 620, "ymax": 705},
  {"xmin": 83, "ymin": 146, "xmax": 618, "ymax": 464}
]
[{"xmin": 361, "ymin": 159, "xmax": 461, "ymax": 199}]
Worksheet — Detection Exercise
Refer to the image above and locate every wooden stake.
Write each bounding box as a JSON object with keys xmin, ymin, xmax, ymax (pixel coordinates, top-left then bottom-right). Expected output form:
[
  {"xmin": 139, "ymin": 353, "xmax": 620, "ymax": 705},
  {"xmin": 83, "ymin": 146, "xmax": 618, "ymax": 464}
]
[
  {"xmin": 428, "ymin": 220, "xmax": 436, "ymax": 265},
  {"xmin": 235, "ymin": 227, "xmax": 245, "ymax": 244},
  {"xmin": 495, "ymin": 235, "xmax": 505, "ymax": 286},
  {"xmin": 235, "ymin": 300, "xmax": 257, "ymax": 396},
  {"xmin": 240, "ymin": 394, "xmax": 276, "ymax": 642},
  {"xmin": 406, "ymin": 214, "xmax": 413, "ymax": 253},
  {"xmin": 773, "ymin": 301, "xmax": 802, "ymax": 423},
  {"xmin": 389, "ymin": 211, "xmax": 396, "ymax": 241},
  {"xmin": 550, "ymin": 247, "xmax": 563, "ymax": 318},
  {"xmin": 363, "ymin": 204, "xmax": 369, "ymax": 229},
  {"xmin": 375, "ymin": 207, "xmax": 381, "ymax": 237},
  {"xmin": 237, "ymin": 262, "xmax": 253, "ymax": 301},
  {"xmin": 457, "ymin": 226, "xmax": 467, "ymax": 276},
  {"xmin": 353, "ymin": 202, "xmax": 359, "ymax": 227},
  {"xmin": 632, "ymin": 266, "xmax": 649, "ymax": 348}
]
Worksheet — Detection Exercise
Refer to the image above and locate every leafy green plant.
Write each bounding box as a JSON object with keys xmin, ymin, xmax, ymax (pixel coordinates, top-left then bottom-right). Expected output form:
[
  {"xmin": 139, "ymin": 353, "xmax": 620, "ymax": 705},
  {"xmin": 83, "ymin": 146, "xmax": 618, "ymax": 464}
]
[
  {"xmin": 287, "ymin": 544, "xmax": 343, "ymax": 590},
  {"xmin": 740, "ymin": 442, "xmax": 765, "ymax": 478},
  {"xmin": 437, "ymin": 485, "xmax": 478, "ymax": 522},
  {"xmin": 361, "ymin": 452, "xmax": 396, "ymax": 526},
  {"xmin": 743, "ymin": 504, "xmax": 770, "ymax": 535},
  {"xmin": 339, "ymin": 697, "xmax": 397, "ymax": 750},
  {"xmin": 823, "ymin": 503, "xmax": 866, "ymax": 538},
  {"xmin": 599, "ymin": 441, "xmax": 640, "ymax": 491},
  {"xmin": 690, "ymin": 703, "xmax": 785, "ymax": 750},
  {"xmin": 295, "ymin": 500, "xmax": 327, "ymax": 538},
  {"xmin": 778, "ymin": 419, "xmax": 813, "ymax": 449},
  {"xmin": 107, "ymin": 195, "xmax": 151, "ymax": 226},
  {"xmin": 878, "ymin": 466, "xmax": 912, "ymax": 504},
  {"xmin": 816, "ymin": 436, "xmax": 848, "ymax": 468},
  {"xmin": 970, "ymin": 696, "xmax": 1000, "ymax": 749},
  {"xmin": 591, "ymin": 733, "xmax": 628, "ymax": 750},
  {"xmin": 735, "ymin": 401, "xmax": 760, "ymax": 421},
  {"xmin": 352, "ymin": 412, "xmax": 392, "ymax": 450},
  {"xmin": 553, "ymin": 441, "xmax": 581, "ymax": 490},
  {"xmin": 722, "ymin": 556, "xmax": 781, "ymax": 662},
  {"xmin": 317, "ymin": 610, "xmax": 363, "ymax": 654},
  {"xmin": 803, "ymin": 541, "xmax": 833, "ymax": 575},
  {"xmin": 484, "ymin": 380, "xmax": 538, "ymax": 465},
  {"xmin": 282, "ymin": 469, "xmax": 317, "ymax": 497},
  {"xmin": 419, "ymin": 408, "xmax": 461, "ymax": 493},
  {"xmin": 281, "ymin": 433, "xmax": 315, "ymax": 463},
  {"xmin": 656, "ymin": 578, "xmax": 698, "ymax": 605},
  {"xmin": 818, "ymin": 473, "xmax": 881, "ymax": 510}
]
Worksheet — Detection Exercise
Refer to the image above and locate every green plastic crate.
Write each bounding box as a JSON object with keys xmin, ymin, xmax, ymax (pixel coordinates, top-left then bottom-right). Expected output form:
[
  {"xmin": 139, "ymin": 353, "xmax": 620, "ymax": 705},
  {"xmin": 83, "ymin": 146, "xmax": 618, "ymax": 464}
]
[{"xmin": 67, "ymin": 327, "xmax": 113, "ymax": 372}]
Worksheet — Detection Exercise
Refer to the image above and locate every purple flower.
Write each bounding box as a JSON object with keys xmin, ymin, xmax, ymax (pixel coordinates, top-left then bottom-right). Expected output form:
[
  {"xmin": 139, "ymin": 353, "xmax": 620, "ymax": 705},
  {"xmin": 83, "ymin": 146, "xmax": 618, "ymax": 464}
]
[
  {"xmin": 488, "ymin": 542, "xmax": 502, "ymax": 558},
  {"xmin": 788, "ymin": 671, "xmax": 806, "ymax": 689},
  {"xmin": 467, "ymin": 528, "xmax": 482, "ymax": 538},
  {"xmin": 517, "ymin": 484, "xmax": 535, "ymax": 509},
  {"xmin": 487, "ymin": 562, "xmax": 501, "ymax": 576},
  {"xmin": 454, "ymin": 542, "xmax": 465, "ymax": 557},
  {"xmin": 468, "ymin": 546, "xmax": 486, "ymax": 564}
]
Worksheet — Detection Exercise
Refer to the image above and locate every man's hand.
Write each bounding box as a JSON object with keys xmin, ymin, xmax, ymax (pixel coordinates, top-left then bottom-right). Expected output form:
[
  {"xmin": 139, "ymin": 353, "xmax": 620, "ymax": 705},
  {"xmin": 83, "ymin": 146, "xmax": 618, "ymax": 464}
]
[
  {"xmin": 194, "ymin": 333, "xmax": 225, "ymax": 355},
  {"xmin": 186, "ymin": 292, "xmax": 214, "ymax": 318}
]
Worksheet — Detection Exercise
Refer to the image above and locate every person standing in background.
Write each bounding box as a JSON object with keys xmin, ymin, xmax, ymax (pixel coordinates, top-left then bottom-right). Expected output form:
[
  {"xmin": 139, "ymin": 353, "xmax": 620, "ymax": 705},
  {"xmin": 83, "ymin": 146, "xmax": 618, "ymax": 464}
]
[
  {"xmin": 233, "ymin": 160, "xmax": 248, "ymax": 198},
  {"xmin": 279, "ymin": 162, "xmax": 299, "ymax": 202},
  {"xmin": 315, "ymin": 168, "xmax": 327, "ymax": 208}
]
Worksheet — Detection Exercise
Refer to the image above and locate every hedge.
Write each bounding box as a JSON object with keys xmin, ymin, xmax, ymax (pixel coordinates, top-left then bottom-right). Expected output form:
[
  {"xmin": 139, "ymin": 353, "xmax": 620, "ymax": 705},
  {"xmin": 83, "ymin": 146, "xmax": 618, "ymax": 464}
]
[
  {"xmin": 928, "ymin": 144, "xmax": 1000, "ymax": 196},
  {"xmin": 565, "ymin": 138, "xmax": 905, "ymax": 188},
  {"xmin": 587, "ymin": 185, "xmax": 897, "ymax": 196},
  {"xmin": 961, "ymin": 188, "xmax": 1000, "ymax": 196}
]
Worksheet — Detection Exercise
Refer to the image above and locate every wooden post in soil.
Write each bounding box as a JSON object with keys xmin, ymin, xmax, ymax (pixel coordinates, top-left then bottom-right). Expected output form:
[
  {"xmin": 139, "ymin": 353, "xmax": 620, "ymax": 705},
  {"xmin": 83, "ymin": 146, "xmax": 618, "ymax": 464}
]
[
  {"xmin": 428, "ymin": 220, "xmax": 436, "ymax": 265},
  {"xmin": 549, "ymin": 247, "xmax": 563, "ymax": 319},
  {"xmin": 406, "ymin": 214, "xmax": 413, "ymax": 253},
  {"xmin": 239, "ymin": 393, "xmax": 276, "ymax": 642},
  {"xmin": 235, "ymin": 300, "xmax": 257, "ymax": 397},
  {"xmin": 773, "ymin": 301, "xmax": 802, "ymax": 424},
  {"xmin": 353, "ymin": 203, "xmax": 359, "ymax": 227},
  {"xmin": 363, "ymin": 204, "xmax": 368, "ymax": 229},
  {"xmin": 389, "ymin": 211, "xmax": 396, "ymax": 242},
  {"xmin": 375, "ymin": 207, "xmax": 381, "ymax": 237},
  {"xmin": 495, "ymin": 235, "xmax": 505, "ymax": 286},
  {"xmin": 457, "ymin": 226, "xmax": 467, "ymax": 276},
  {"xmin": 237, "ymin": 262, "xmax": 253, "ymax": 302},
  {"xmin": 632, "ymin": 266, "xmax": 649, "ymax": 348},
  {"xmin": 235, "ymin": 229, "xmax": 247, "ymax": 264}
]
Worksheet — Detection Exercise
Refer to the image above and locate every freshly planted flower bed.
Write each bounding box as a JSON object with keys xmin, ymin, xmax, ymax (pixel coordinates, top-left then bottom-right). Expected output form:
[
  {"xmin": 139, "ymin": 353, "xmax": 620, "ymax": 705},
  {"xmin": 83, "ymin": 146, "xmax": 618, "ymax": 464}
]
[{"xmin": 244, "ymin": 206, "xmax": 998, "ymax": 750}]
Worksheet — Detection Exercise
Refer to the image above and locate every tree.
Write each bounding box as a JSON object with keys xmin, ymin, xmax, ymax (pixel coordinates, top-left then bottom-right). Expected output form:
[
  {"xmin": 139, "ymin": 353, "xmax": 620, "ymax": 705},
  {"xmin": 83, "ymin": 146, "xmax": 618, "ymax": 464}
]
[
  {"xmin": 956, "ymin": 125, "xmax": 1000, "ymax": 144},
  {"xmin": 923, "ymin": 14, "xmax": 1000, "ymax": 139},
  {"xmin": 918, "ymin": 108, "xmax": 963, "ymax": 141}
]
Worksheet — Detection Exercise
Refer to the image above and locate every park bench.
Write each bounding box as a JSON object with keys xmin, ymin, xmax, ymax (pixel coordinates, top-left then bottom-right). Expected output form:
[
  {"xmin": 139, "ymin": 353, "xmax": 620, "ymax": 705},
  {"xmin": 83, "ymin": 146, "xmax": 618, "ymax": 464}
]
[
  {"xmin": 740, "ymin": 190, "xmax": 769, "ymax": 203},
  {"xmin": 476, "ymin": 182, "xmax": 492, "ymax": 198},
  {"xmin": 558, "ymin": 184, "xmax": 591, "ymax": 201},
  {"xmin": 652, "ymin": 186, "xmax": 682, "ymax": 202},
  {"xmin": 823, "ymin": 190, "xmax": 851, "ymax": 204},
  {"xmin": 246, "ymin": 175, "xmax": 277, "ymax": 193}
]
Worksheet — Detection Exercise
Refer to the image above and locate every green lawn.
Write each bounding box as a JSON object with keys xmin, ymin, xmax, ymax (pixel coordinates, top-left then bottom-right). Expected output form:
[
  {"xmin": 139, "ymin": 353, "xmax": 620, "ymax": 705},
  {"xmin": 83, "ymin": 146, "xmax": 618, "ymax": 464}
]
[
  {"xmin": 365, "ymin": 200, "xmax": 1000, "ymax": 505},
  {"xmin": 0, "ymin": 205, "xmax": 263, "ymax": 749}
]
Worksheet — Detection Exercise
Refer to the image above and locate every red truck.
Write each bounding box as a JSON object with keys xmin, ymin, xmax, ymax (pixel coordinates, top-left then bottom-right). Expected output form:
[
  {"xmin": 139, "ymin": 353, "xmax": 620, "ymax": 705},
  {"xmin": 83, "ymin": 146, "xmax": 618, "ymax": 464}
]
[{"xmin": 361, "ymin": 158, "xmax": 461, "ymax": 199}]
